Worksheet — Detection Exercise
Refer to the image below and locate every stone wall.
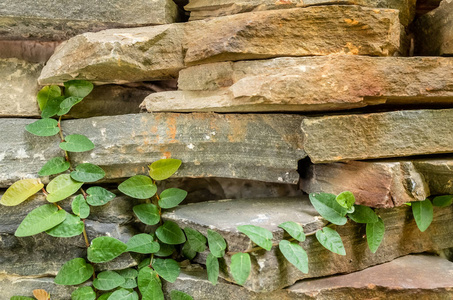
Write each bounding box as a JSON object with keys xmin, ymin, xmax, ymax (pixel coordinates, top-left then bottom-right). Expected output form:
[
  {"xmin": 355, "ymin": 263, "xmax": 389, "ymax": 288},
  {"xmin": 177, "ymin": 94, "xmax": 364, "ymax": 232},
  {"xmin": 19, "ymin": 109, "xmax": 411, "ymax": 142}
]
[{"xmin": 1, "ymin": 0, "xmax": 453, "ymax": 299}]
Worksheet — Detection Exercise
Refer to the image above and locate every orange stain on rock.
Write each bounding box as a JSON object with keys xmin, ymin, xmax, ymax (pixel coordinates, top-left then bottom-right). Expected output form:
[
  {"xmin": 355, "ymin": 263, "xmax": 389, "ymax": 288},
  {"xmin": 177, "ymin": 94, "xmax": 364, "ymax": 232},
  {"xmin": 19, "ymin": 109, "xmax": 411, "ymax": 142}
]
[{"xmin": 166, "ymin": 116, "xmax": 178, "ymax": 143}]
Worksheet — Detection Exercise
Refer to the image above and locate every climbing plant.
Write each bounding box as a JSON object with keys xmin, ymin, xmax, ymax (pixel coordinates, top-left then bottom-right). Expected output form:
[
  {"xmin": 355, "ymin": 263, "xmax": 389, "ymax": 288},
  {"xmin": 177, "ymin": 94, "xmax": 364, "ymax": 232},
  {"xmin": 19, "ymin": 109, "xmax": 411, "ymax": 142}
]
[{"xmin": 2, "ymin": 81, "xmax": 451, "ymax": 299}]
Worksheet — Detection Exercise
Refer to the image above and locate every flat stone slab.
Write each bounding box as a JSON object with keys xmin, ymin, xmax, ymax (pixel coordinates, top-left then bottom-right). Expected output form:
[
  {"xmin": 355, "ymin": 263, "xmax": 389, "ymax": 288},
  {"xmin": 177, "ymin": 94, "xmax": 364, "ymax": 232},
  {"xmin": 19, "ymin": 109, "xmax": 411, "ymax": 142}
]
[
  {"xmin": 38, "ymin": 24, "xmax": 185, "ymax": 85},
  {"xmin": 163, "ymin": 196, "xmax": 453, "ymax": 292},
  {"xmin": 0, "ymin": 40, "xmax": 60, "ymax": 63},
  {"xmin": 1, "ymin": 275, "xmax": 76, "ymax": 300},
  {"xmin": 142, "ymin": 56, "xmax": 453, "ymax": 113},
  {"xmin": 0, "ymin": 113, "xmax": 305, "ymax": 187},
  {"xmin": 415, "ymin": 0, "xmax": 453, "ymax": 55},
  {"xmin": 183, "ymin": 6, "xmax": 405, "ymax": 66},
  {"xmin": 0, "ymin": 0, "xmax": 179, "ymax": 40},
  {"xmin": 185, "ymin": 0, "xmax": 416, "ymax": 26},
  {"xmin": 301, "ymin": 109, "xmax": 453, "ymax": 163},
  {"xmin": 164, "ymin": 255, "xmax": 453, "ymax": 300}
]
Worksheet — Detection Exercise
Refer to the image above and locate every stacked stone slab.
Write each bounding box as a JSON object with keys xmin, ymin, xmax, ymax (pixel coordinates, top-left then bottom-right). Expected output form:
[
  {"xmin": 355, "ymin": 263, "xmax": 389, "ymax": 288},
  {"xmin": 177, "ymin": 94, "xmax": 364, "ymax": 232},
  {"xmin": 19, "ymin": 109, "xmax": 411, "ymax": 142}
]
[{"xmin": 2, "ymin": 0, "xmax": 453, "ymax": 298}]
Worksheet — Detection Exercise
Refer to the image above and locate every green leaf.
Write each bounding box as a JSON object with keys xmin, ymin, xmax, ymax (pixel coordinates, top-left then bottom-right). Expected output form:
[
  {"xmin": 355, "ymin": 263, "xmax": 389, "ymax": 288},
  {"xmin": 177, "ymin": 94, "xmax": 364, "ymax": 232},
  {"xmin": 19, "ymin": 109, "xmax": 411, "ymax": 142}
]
[
  {"xmin": 133, "ymin": 203, "xmax": 160, "ymax": 225},
  {"xmin": 138, "ymin": 258, "xmax": 151, "ymax": 270},
  {"xmin": 93, "ymin": 270, "xmax": 125, "ymax": 291},
  {"xmin": 347, "ymin": 205, "xmax": 379, "ymax": 224},
  {"xmin": 230, "ymin": 253, "xmax": 251, "ymax": 286},
  {"xmin": 15, "ymin": 204, "xmax": 67, "ymax": 237},
  {"xmin": 159, "ymin": 188, "xmax": 187, "ymax": 209},
  {"xmin": 46, "ymin": 213, "xmax": 84, "ymax": 237},
  {"xmin": 278, "ymin": 221, "xmax": 305, "ymax": 242},
  {"xmin": 72, "ymin": 194, "xmax": 90, "ymax": 219},
  {"xmin": 182, "ymin": 242, "xmax": 197, "ymax": 260},
  {"xmin": 41, "ymin": 96, "xmax": 65, "ymax": 118},
  {"xmin": 86, "ymin": 186, "xmax": 116, "ymax": 206},
  {"xmin": 10, "ymin": 296, "xmax": 34, "ymax": 300},
  {"xmin": 98, "ymin": 292, "xmax": 113, "ymax": 300},
  {"xmin": 155, "ymin": 242, "xmax": 175, "ymax": 257},
  {"xmin": 433, "ymin": 195, "xmax": 453, "ymax": 207},
  {"xmin": 126, "ymin": 234, "xmax": 160, "ymax": 254},
  {"xmin": 59, "ymin": 134, "xmax": 95, "ymax": 152},
  {"xmin": 118, "ymin": 175, "xmax": 157, "ymax": 199},
  {"xmin": 37, "ymin": 85, "xmax": 61, "ymax": 111},
  {"xmin": 149, "ymin": 158, "xmax": 182, "ymax": 181},
  {"xmin": 87, "ymin": 236, "xmax": 127, "ymax": 263},
  {"xmin": 207, "ymin": 229, "xmax": 227, "ymax": 258},
  {"xmin": 153, "ymin": 258, "xmax": 180, "ymax": 283},
  {"xmin": 70, "ymin": 163, "xmax": 105, "ymax": 182},
  {"xmin": 309, "ymin": 193, "xmax": 348, "ymax": 225},
  {"xmin": 58, "ymin": 96, "xmax": 83, "ymax": 116},
  {"xmin": 237, "ymin": 225, "xmax": 273, "ymax": 251},
  {"xmin": 315, "ymin": 227, "xmax": 346, "ymax": 256},
  {"xmin": 184, "ymin": 227, "xmax": 207, "ymax": 252},
  {"xmin": 278, "ymin": 240, "xmax": 308, "ymax": 274},
  {"xmin": 54, "ymin": 258, "xmax": 94, "ymax": 285},
  {"xmin": 155, "ymin": 221, "xmax": 186, "ymax": 245},
  {"xmin": 25, "ymin": 118, "xmax": 60, "ymax": 137},
  {"xmin": 117, "ymin": 268, "xmax": 138, "ymax": 289},
  {"xmin": 46, "ymin": 174, "xmax": 83, "ymax": 203},
  {"xmin": 366, "ymin": 217, "xmax": 385, "ymax": 253},
  {"xmin": 108, "ymin": 289, "xmax": 139, "ymax": 300},
  {"xmin": 206, "ymin": 253, "xmax": 219, "ymax": 286},
  {"xmin": 0, "ymin": 178, "xmax": 43, "ymax": 206},
  {"xmin": 71, "ymin": 286, "xmax": 96, "ymax": 300},
  {"xmin": 64, "ymin": 80, "xmax": 94, "ymax": 98},
  {"xmin": 38, "ymin": 157, "xmax": 70, "ymax": 177},
  {"xmin": 412, "ymin": 199, "xmax": 433, "ymax": 232},
  {"xmin": 170, "ymin": 290, "xmax": 194, "ymax": 300},
  {"xmin": 336, "ymin": 191, "xmax": 356, "ymax": 209},
  {"xmin": 138, "ymin": 267, "xmax": 164, "ymax": 300}
]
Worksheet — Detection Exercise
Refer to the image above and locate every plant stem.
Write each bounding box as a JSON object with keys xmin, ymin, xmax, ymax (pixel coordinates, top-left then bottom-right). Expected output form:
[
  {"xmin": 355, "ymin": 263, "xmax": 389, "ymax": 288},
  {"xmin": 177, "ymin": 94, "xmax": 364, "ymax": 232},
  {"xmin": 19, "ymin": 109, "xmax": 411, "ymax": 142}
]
[{"xmin": 82, "ymin": 220, "xmax": 90, "ymax": 248}]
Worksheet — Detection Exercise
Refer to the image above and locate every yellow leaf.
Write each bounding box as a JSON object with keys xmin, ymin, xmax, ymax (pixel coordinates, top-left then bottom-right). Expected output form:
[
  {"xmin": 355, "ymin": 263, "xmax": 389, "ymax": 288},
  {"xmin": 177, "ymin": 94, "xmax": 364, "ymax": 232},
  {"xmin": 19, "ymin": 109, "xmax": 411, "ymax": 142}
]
[
  {"xmin": 0, "ymin": 178, "xmax": 43, "ymax": 206},
  {"xmin": 33, "ymin": 289, "xmax": 50, "ymax": 300}
]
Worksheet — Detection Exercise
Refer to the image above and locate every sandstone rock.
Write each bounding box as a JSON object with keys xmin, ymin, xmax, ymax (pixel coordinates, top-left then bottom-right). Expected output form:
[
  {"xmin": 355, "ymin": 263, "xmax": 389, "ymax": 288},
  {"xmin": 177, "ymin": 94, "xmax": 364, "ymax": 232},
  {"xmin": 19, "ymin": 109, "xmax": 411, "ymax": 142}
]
[
  {"xmin": 412, "ymin": 159, "xmax": 453, "ymax": 195},
  {"xmin": 38, "ymin": 25, "xmax": 185, "ymax": 85},
  {"xmin": 183, "ymin": 6, "xmax": 406, "ymax": 66},
  {"xmin": 185, "ymin": 0, "xmax": 416, "ymax": 26},
  {"xmin": 415, "ymin": 0, "xmax": 453, "ymax": 55},
  {"xmin": 301, "ymin": 109, "xmax": 453, "ymax": 163},
  {"xmin": 0, "ymin": 0, "xmax": 179, "ymax": 40},
  {"xmin": 1, "ymin": 275, "xmax": 76, "ymax": 300},
  {"xmin": 164, "ymin": 255, "xmax": 453, "ymax": 300},
  {"xmin": 163, "ymin": 196, "xmax": 453, "ymax": 292},
  {"xmin": 143, "ymin": 56, "xmax": 453, "ymax": 113},
  {"xmin": 0, "ymin": 40, "xmax": 60, "ymax": 63},
  {"xmin": 0, "ymin": 113, "xmax": 305, "ymax": 187}
]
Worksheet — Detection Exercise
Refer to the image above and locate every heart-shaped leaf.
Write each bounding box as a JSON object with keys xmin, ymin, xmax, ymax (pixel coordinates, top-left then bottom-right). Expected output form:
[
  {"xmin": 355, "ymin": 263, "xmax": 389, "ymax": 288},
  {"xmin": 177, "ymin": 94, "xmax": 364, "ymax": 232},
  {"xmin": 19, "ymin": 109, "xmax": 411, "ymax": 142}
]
[
  {"xmin": 237, "ymin": 225, "xmax": 273, "ymax": 251},
  {"xmin": 71, "ymin": 286, "xmax": 96, "ymax": 300},
  {"xmin": 156, "ymin": 221, "xmax": 186, "ymax": 245},
  {"xmin": 152, "ymin": 258, "xmax": 180, "ymax": 283},
  {"xmin": 412, "ymin": 199, "xmax": 433, "ymax": 232},
  {"xmin": 86, "ymin": 186, "xmax": 116, "ymax": 206},
  {"xmin": 25, "ymin": 118, "xmax": 60, "ymax": 137},
  {"xmin": 126, "ymin": 234, "xmax": 160, "ymax": 254},
  {"xmin": 54, "ymin": 258, "xmax": 94, "ymax": 285},
  {"xmin": 108, "ymin": 289, "xmax": 139, "ymax": 300},
  {"xmin": 366, "ymin": 217, "xmax": 385, "ymax": 253},
  {"xmin": 159, "ymin": 188, "xmax": 187, "ymax": 209},
  {"xmin": 46, "ymin": 213, "xmax": 84, "ymax": 237},
  {"xmin": 117, "ymin": 268, "xmax": 138, "ymax": 289},
  {"xmin": 71, "ymin": 194, "xmax": 90, "ymax": 219},
  {"xmin": 58, "ymin": 96, "xmax": 83, "ymax": 116},
  {"xmin": 59, "ymin": 134, "xmax": 94, "ymax": 152},
  {"xmin": 316, "ymin": 227, "xmax": 346, "ymax": 256},
  {"xmin": 0, "ymin": 178, "xmax": 43, "ymax": 206},
  {"xmin": 87, "ymin": 236, "xmax": 127, "ymax": 263},
  {"xmin": 309, "ymin": 193, "xmax": 348, "ymax": 225},
  {"xmin": 149, "ymin": 158, "xmax": 182, "ymax": 181},
  {"xmin": 182, "ymin": 242, "xmax": 197, "ymax": 260},
  {"xmin": 119, "ymin": 175, "xmax": 157, "ymax": 199},
  {"xmin": 70, "ymin": 163, "xmax": 105, "ymax": 182},
  {"xmin": 15, "ymin": 204, "xmax": 67, "ymax": 237},
  {"xmin": 279, "ymin": 240, "xmax": 308, "ymax": 274},
  {"xmin": 230, "ymin": 253, "xmax": 251, "ymax": 286},
  {"xmin": 93, "ymin": 270, "xmax": 125, "ymax": 291},
  {"xmin": 138, "ymin": 267, "xmax": 164, "ymax": 300},
  {"xmin": 207, "ymin": 229, "xmax": 227, "ymax": 258},
  {"xmin": 335, "ymin": 191, "xmax": 356, "ymax": 209},
  {"xmin": 64, "ymin": 80, "xmax": 94, "ymax": 98},
  {"xmin": 206, "ymin": 253, "xmax": 219, "ymax": 286},
  {"xmin": 184, "ymin": 227, "xmax": 207, "ymax": 253},
  {"xmin": 38, "ymin": 157, "xmax": 70, "ymax": 177},
  {"xmin": 133, "ymin": 203, "xmax": 160, "ymax": 225},
  {"xmin": 155, "ymin": 242, "xmax": 175, "ymax": 257},
  {"xmin": 348, "ymin": 205, "xmax": 379, "ymax": 224},
  {"xmin": 170, "ymin": 290, "xmax": 194, "ymax": 300},
  {"xmin": 97, "ymin": 292, "xmax": 113, "ymax": 300},
  {"xmin": 37, "ymin": 85, "xmax": 61, "ymax": 111},
  {"xmin": 278, "ymin": 221, "xmax": 305, "ymax": 242},
  {"xmin": 46, "ymin": 174, "xmax": 83, "ymax": 203},
  {"xmin": 41, "ymin": 96, "xmax": 65, "ymax": 118}
]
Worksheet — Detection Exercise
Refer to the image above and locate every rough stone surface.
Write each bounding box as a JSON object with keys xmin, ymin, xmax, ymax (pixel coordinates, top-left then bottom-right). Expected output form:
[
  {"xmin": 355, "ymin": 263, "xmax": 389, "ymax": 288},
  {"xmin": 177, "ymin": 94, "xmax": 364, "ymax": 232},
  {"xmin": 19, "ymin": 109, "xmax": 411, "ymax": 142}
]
[
  {"xmin": 165, "ymin": 255, "xmax": 453, "ymax": 300},
  {"xmin": 183, "ymin": 6, "xmax": 406, "ymax": 66},
  {"xmin": 163, "ymin": 196, "xmax": 453, "ymax": 292},
  {"xmin": 415, "ymin": 0, "xmax": 453, "ymax": 55},
  {"xmin": 38, "ymin": 25, "xmax": 185, "ymax": 85},
  {"xmin": 0, "ymin": 113, "xmax": 305, "ymax": 187},
  {"xmin": 301, "ymin": 109, "xmax": 453, "ymax": 163},
  {"xmin": 1, "ymin": 276, "xmax": 76, "ymax": 300},
  {"xmin": 143, "ymin": 56, "xmax": 453, "ymax": 113},
  {"xmin": 0, "ymin": 0, "xmax": 179, "ymax": 40},
  {"xmin": 0, "ymin": 40, "xmax": 60, "ymax": 63},
  {"xmin": 185, "ymin": 0, "xmax": 416, "ymax": 26}
]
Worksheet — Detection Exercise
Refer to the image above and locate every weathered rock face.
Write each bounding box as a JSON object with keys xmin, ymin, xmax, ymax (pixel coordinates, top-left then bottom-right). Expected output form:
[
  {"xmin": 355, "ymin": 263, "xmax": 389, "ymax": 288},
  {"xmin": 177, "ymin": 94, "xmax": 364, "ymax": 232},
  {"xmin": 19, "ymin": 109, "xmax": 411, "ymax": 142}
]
[
  {"xmin": 413, "ymin": 159, "xmax": 453, "ymax": 195},
  {"xmin": 185, "ymin": 0, "xmax": 416, "ymax": 26},
  {"xmin": 164, "ymin": 255, "xmax": 453, "ymax": 300},
  {"xmin": 301, "ymin": 109, "xmax": 453, "ymax": 163},
  {"xmin": 0, "ymin": 40, "xmax": 60, "ymax": 63},
  {"xmin": 38, "ymin": 24, "xmax": 185, "ymax": 85},
  {"xmin": 163, "ymin": 197, "xmax": 453, "ymax": 292},
  {"xmin": 0, "ymin": 0, "xmax": 179, "ymax": 40},
  {"xmin": 0, "ymin": 113, "xmax": 305, "ymax": 187},
  {"xmin": 183, "ymin": 6, "xmax": 406, "ymax": 66},
  {"xmin": 1, "ymin": 276, "xmax": 76, "ymax": 300},
  {"xmin": 415, "ymin": 0, "xmax": 453, "ymax": 56},
  {"xmin": 142, "ymin": 56, "xmax": 453, "ymax": 113}
]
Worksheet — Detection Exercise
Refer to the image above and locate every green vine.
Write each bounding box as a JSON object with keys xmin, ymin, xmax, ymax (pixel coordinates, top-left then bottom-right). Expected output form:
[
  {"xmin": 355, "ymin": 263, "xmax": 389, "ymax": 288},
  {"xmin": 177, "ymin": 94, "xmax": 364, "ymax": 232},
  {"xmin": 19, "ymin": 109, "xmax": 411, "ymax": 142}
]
[{"xmin": 2, "ymin": 81, "xmax": 452, "ymax": 299}]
